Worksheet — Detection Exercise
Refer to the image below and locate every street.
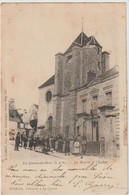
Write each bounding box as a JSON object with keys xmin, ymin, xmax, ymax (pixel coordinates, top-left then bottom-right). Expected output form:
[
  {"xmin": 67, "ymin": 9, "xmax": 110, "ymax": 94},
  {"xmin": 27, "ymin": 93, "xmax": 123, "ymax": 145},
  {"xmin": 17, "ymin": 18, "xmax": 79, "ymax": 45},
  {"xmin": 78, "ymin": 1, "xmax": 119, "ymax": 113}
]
[
  {"xmin": 8, "ymin": 140, "xmax": 102, "ymax": 161},
  {"xmin": 9, "ymin": 140, "xmax": 67, "ymax": 160}
]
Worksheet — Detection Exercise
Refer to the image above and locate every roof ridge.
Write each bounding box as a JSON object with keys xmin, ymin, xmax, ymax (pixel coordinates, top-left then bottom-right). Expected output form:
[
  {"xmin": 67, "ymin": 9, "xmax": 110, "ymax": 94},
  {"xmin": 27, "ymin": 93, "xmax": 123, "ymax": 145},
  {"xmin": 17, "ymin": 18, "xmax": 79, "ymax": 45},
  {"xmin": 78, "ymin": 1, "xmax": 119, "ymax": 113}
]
[
  {"xmin": 39, "ymin": 75, "xmax": 55, "ymax": 89},
  {"xmin": 77, "ymin": 66, "xmax": 119, "ymax": 91}
]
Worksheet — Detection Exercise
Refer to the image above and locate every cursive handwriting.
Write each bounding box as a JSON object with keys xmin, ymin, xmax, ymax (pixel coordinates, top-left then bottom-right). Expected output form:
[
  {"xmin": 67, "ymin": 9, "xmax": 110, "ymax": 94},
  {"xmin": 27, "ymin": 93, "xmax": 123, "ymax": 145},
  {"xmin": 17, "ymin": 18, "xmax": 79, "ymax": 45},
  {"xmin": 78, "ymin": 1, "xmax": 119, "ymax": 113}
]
[
  {"xmin": 94, "ymin": 172, "xmax": 113, "ymax": 179},
  {"xmin": 51, "ymin": 179, "xmax": 63, "ymax": 187},
  {"xmin": 68, "ymin": 162, "xmax": 98, "ymax": 171},
  {"xmin": 27, "ymin": 180, "xmax": 46, "ymax": 187},
  {"xmin": 83, "ymin": 181, "xmax": 113, "ymax": 192},
  {"xmin": 8, "ymin": 164, "xmax": 19, "ymax": 171},
  {"xmin": 11, "ymin": 179, "xmax": 24, "ymax": 186},
  {"xmin": 6, "ymin": 161, "xmax": 125, "ymax": 194}
]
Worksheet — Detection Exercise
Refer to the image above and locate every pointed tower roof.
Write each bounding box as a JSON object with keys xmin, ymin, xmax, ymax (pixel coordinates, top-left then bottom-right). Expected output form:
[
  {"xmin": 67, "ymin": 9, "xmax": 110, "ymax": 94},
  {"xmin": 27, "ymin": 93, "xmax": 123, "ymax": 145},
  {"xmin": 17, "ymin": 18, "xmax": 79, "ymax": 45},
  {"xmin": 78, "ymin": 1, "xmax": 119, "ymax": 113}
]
[
  {"xmin": 74, "ymin": 32, "xmax": 88, "ymax": 46},
  {"xmin": 64, "ymin": 32, "xmax": 102, "ymax": 55},
  {"xmin": 85, "ymin": 36, "xmax": 101, "ymax": 47}
]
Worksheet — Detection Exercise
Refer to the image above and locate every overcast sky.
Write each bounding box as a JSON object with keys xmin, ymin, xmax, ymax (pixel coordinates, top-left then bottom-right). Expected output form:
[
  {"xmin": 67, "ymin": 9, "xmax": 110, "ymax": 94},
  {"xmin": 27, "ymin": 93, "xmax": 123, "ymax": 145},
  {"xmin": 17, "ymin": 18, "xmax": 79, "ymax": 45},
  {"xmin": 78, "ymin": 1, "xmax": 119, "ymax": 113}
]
[{"xmin": 2, "ymin": 3, "xmax": 126, "ymax": 111}]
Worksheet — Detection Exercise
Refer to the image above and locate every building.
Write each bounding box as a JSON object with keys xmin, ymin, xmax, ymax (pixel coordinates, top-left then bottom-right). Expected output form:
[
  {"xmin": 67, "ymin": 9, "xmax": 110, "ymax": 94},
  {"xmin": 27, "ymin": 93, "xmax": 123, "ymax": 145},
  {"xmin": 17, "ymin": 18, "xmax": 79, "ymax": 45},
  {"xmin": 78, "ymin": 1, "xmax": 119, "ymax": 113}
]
[
  {"xmin": 37, "ymin": 31, "xmax": 119, "ymax": 157},
  {"xmin": 9, "ymin": 99, "xmax": 23, "ymax": 139},
  {"xmin": 29, "ymin": 104, "xmax": 38, "ymax": 129},
  {"xmin": 76, "ymin": 65, "xmax": 119, "ymax": 157},
  {"xmin": 38, "ymin": 76, "xmax": 54, "ymax": 136}
]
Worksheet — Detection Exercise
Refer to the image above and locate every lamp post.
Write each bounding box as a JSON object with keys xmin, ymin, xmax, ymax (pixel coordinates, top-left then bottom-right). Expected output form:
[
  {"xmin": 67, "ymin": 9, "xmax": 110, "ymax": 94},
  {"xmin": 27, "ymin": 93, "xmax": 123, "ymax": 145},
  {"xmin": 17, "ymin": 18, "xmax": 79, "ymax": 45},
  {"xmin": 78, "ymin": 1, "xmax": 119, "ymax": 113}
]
[
  {"xmin": 90, "ymin": 109, "xmax": 94, "ymax": 155},
  {"xmin": 83, "ymin": 119, "xmax": 86, "ymax": 137}
]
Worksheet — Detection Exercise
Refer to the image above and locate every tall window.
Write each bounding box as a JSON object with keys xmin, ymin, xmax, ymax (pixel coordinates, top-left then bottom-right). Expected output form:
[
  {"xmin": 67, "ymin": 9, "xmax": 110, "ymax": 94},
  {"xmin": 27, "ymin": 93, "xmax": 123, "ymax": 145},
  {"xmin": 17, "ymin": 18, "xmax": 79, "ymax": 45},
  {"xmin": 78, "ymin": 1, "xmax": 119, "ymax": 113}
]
[
  {"xmin": 93, "ymin": 122, "xmax": 99, "ymax": 142},
  {"xmin": 82, "ymin": 99, "xmax": 86, "ymax": 112},
  {"xmin": 106, "ymin": 91, "xmax": 112, "ymax": 106},
  {"xmin": 98, "ymin": 62, "xmax": 101, "ymax": 70},
  {"xmin": 77, "ymin": 126, "xmax": 80, "ymax": 135},
  {"xmin": 92, "ymin": 95, "xmax": 98, "ymax": 108}
]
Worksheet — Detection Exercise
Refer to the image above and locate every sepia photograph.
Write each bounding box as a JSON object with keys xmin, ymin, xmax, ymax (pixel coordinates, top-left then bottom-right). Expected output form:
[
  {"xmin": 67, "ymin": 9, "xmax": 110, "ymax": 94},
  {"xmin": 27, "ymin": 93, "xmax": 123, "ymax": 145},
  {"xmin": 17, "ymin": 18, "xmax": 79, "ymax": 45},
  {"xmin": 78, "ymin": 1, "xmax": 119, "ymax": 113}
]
[{"xmin": 1, "ymin": 2, "xmax": 128, "ymax": 194}]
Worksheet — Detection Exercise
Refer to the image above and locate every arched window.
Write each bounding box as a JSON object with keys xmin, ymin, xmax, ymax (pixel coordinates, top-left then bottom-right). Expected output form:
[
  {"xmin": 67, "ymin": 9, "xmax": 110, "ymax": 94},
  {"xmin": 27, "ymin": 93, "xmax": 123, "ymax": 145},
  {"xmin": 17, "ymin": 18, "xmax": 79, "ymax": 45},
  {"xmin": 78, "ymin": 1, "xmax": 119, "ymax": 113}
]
[{"xmin": 48, "ymin": 116, "xmax": 53, "ymax": 131}]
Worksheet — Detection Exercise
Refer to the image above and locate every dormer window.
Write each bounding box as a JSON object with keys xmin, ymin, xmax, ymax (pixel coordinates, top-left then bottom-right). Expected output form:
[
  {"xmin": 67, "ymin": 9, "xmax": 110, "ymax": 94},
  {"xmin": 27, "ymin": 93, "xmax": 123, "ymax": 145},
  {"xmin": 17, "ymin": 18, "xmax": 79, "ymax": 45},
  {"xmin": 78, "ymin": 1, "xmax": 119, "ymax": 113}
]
[
  {"xmin": 82, "ymin": 99, "xmax": 87, "ymax": 112},
  {"xmin": 93, "ymin": 95, "xmax": 98, "ymax": 102},
  {"xmin": 106, "ymin": 91, "xmax": 112, "ymax": 106},
  {"xmin": 92, "ymin": 95, "xmax": 98, "ymax": 108}
]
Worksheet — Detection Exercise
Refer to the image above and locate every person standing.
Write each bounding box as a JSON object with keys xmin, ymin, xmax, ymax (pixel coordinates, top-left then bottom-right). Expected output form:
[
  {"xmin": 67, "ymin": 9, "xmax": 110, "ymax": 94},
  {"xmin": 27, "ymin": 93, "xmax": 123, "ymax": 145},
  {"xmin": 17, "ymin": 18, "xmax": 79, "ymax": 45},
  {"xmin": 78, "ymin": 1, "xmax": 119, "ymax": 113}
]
[
  {"xmin": 24, "ymin": 136, "xmax": 28, "ymax": 149},
  {"xmin": 57, "ymin": 138, "xmax": 60, "ymax": 152},
  {"xmin": 73, "ymin": 134, "xmax": 81, "ymax": 156},
  {"xmin": 65, "ymin": 138, "xmax": 70, "ymax": 156},
  {"xmin": 46, "ymin": 135, "xmax": 50, "ymax": 151},
  {"xmin": 21, "ymin": 132, "xmax": 25, "ymax": 147},
  {"xmin": 81, "ymin": 136, "xmax": 87, "ymax": 158},
  {"xmin": 60, "ymin": 139, "xmax": 64, "ymax": 153},
  {"xmin": 51, "ymin": 137, "xmax": 56, "ymax": 150},
  {"xmin": 33, "ymin": 136, "xmax": 36, "ymax": 150},
  {"xmin": 14, "ymin": 132, "xmax": 20, "ymax": 151},
  {"xmin": 20, "ymin": 133, "xmax": 23, "ymax": 147},
  {"xmin": 30, "ymin": 136, "xmax": 33, "ymax": 150}
]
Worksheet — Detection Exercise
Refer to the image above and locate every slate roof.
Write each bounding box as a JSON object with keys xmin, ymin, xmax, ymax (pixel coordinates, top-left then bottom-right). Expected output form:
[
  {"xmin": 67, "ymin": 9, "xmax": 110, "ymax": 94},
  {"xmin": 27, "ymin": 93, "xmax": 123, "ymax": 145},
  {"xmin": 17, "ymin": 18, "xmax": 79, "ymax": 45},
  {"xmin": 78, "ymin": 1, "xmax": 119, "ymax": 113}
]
[
  {"xmin": 64, "ymin": 32, "xmax": 102, "ymax": 55},
  {"xmin": 39, "ymin": 75, "xmax": 55, "ymax": 89},
  {"xmin": 39, "ymin": 32, "xmax": 102, "ymax": 90},
  {"xmin": 98, "ymin": 65, "xmax": 119, "ymax": 80}
]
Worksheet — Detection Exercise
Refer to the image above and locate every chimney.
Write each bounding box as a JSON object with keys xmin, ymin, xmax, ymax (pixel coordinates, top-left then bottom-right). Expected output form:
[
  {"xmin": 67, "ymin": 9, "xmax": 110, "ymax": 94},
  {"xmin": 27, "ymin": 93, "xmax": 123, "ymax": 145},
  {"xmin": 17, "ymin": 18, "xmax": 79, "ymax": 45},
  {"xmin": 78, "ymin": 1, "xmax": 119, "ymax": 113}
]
[
  {"xmin": 101, "ymin": 51, "xmax": 110, "ymax": 73},
  {"xmin": 88, "ymin": 70, "xmax": 96, "ymax": 82},
  {"xmin": 9, "ymin": 98, "xmax": 15, "ymax": 110}
]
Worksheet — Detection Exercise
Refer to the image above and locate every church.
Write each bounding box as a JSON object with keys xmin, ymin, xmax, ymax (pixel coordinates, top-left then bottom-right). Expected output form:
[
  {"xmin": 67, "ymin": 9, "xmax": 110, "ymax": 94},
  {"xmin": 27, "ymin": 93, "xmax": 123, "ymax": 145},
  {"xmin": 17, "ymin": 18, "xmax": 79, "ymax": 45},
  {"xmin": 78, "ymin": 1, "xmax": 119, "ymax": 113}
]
[{"xmin": 37, "ymin": 31, "xmax": 119, "ymax": 157}]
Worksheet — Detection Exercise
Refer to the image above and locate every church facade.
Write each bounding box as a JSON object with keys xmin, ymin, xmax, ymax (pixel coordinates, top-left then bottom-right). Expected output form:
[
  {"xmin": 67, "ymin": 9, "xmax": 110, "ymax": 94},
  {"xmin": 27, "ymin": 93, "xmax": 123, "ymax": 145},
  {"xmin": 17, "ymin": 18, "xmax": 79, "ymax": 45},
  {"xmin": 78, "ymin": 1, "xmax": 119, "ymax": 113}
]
[{"xmin": 37, "ymin": 32, "xmax": 119, "ymax": 157}]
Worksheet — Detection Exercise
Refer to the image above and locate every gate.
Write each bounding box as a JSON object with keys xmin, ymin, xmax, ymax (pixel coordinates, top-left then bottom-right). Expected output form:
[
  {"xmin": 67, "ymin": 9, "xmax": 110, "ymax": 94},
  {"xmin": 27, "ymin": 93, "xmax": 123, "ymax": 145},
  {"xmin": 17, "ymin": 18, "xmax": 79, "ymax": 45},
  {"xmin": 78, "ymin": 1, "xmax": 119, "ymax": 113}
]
[{"xmin": 86, "ymin": 141, "xmax": 100, "ymax": 155}]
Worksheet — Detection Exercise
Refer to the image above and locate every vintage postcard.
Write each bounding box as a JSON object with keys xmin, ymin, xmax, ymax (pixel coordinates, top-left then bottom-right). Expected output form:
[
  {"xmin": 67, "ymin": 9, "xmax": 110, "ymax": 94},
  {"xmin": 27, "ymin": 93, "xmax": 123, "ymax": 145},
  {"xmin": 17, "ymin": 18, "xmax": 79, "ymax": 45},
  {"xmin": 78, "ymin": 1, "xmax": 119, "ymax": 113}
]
[{"xmin": 1, "ymin": 2, "xmax": 128, "ymax": 195}]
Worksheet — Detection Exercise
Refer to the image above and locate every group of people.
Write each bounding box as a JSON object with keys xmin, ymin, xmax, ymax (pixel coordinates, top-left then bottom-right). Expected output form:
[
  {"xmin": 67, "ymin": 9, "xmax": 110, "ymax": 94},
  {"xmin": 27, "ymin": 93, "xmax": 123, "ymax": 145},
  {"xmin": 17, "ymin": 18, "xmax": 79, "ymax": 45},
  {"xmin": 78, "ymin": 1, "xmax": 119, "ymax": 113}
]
[
  {"xmin": 14, "ymin": 131, "xmax": 87, "ymax": 158},
  {"xmin": 14, "ymin": 131, "xmax": 28, "ymax": 151}
]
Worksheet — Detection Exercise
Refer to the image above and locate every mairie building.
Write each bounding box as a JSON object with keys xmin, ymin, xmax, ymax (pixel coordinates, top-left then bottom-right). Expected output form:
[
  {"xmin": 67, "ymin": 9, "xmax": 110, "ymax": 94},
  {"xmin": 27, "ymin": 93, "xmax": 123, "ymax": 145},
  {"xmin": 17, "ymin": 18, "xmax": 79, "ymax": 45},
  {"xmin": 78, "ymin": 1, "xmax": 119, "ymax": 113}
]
[{"xmin": 37, "ymin": 32, "xmax": 119, "ymax": 157}]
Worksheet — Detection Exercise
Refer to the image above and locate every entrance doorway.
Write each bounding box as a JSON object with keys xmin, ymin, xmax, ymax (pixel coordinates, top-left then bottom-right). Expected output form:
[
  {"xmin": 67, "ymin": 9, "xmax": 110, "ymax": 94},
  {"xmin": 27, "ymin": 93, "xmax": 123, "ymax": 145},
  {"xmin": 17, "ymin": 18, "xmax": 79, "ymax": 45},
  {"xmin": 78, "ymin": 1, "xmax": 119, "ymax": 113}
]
[
  {"xmin": 86, "ymin": 121, "xmax": 100, "ymax": 156},
  {"xmin": 48, "ymin": 116, "xmax": 53, "ymax": 132}
]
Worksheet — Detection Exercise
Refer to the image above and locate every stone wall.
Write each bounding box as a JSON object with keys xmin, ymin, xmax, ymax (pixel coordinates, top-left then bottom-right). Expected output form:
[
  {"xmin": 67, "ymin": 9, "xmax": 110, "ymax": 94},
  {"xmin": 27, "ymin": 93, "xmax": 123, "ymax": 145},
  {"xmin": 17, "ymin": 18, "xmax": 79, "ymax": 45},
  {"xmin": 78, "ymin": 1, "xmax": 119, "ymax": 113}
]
[{"xmin": 53, "ymin": 91, "xmax": 77, "ymax": 139}]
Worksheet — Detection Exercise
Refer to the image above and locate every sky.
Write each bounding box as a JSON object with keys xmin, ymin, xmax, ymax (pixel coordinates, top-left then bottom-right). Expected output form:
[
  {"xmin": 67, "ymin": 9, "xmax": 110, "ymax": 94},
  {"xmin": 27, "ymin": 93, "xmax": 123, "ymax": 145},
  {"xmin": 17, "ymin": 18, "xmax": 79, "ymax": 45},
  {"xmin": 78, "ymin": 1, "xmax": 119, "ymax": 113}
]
[{"xmin": 2, "ymin": 3, "xmax": 126, "ymax": 111}]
